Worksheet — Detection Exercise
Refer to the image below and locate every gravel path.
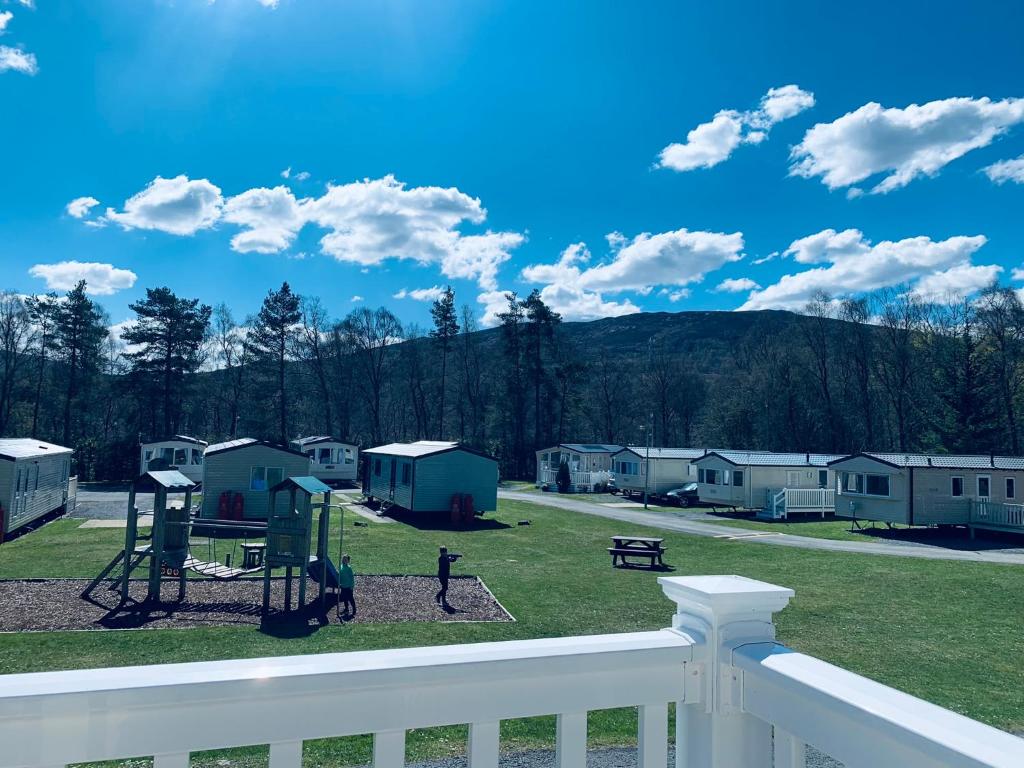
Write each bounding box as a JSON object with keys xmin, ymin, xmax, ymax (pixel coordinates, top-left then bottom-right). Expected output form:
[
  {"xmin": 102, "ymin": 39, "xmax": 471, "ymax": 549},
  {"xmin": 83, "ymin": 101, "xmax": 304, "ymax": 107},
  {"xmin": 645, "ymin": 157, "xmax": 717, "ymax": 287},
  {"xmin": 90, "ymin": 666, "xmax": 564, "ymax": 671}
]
[
  {"xmin": 0, "ymin": 575, "xmax": 511, "ymax": 631},
  {"xmin": 500, "ymin": 491, "xmax": 1024, "ymax": 565}
]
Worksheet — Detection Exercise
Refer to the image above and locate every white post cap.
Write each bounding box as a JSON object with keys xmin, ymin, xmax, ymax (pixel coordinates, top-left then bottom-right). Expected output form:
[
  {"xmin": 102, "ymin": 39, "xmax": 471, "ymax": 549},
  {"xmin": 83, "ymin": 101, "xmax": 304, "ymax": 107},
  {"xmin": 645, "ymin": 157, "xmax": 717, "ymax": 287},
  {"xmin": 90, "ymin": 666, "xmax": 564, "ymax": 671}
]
[{"xmin": 658, "ymin": 575, "xmax": 794, "ymax": 627}]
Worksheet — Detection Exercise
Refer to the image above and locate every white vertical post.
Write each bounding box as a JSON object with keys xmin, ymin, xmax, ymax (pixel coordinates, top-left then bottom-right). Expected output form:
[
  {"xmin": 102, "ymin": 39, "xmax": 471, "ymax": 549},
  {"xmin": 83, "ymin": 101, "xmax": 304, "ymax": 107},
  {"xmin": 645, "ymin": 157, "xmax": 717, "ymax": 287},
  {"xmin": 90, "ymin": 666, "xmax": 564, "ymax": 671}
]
[
  {"xmin": 468, "ymin": 721, "xmax": 500, "ymax": 768},
  {"xmin": 268, "ymin": 741, "xmax": 302, "ymax": 768},
  {"xmin": 638, "ymin": 703, "xmax": 668, "ymax": 768},
  {"xmin": 555, "ymin": 711, "xmax": 587, "ymax": 768},
  {"xmin": 658, "ymin": 575, "xmax": 794, "ymax": 768},
  {"xmin": 373, "ymin": 730, "xmax": 406, "ymax": 768},
  {"xmin": 773, "ymin": 728, "xmax": 806, "ymax": 768}
]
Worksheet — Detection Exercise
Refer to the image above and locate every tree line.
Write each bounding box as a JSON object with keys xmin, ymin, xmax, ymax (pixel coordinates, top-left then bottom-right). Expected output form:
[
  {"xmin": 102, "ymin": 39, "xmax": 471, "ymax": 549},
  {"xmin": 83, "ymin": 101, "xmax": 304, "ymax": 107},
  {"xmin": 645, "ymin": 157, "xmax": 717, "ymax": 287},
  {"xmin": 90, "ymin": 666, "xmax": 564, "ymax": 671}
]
[{"xmin": 2, "ymin": 279, "xmax": 1024, "ymax": 481}]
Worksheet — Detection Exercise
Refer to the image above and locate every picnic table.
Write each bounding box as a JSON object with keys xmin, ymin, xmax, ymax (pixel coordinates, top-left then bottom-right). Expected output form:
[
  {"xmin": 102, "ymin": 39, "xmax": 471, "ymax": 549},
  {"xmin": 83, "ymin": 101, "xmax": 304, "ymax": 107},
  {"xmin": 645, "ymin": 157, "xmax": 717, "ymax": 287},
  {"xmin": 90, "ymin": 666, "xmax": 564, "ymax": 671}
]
[{"xmin": 607, "ymin": 535, "xmax": 667, "ymax": 569}]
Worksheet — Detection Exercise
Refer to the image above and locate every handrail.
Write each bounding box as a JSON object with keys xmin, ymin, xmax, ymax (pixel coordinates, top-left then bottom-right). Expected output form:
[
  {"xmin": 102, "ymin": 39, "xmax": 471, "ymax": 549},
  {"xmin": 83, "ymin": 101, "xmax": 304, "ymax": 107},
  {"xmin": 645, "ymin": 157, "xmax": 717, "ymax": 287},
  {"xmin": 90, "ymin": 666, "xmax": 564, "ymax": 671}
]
[
  {"xmin": 0, "ymin": 631, "xmax": 694, "ymax": 768},
  {"xmin": 733, "ymin": 642, "xmax": 1024, "ymax": 768}
]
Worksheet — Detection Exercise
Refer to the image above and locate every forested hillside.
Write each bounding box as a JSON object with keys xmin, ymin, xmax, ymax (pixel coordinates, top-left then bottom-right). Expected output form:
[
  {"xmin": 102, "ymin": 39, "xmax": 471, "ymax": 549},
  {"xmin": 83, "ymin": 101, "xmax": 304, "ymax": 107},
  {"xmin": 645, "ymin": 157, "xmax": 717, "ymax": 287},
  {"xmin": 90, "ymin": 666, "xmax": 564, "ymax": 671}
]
[{"xmin": 2, "ymin": 280, "xmax": 1022, "ymax": 481}]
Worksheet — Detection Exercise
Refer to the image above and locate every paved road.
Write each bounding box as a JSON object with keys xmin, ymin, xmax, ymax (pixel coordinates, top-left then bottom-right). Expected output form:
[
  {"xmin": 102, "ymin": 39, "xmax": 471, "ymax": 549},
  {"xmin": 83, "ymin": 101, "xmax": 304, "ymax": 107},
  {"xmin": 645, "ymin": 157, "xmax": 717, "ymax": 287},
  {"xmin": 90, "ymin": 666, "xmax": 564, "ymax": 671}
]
[{"xmin": 499, "ymin": 491, "xmax": 1024, "ymax": 565}]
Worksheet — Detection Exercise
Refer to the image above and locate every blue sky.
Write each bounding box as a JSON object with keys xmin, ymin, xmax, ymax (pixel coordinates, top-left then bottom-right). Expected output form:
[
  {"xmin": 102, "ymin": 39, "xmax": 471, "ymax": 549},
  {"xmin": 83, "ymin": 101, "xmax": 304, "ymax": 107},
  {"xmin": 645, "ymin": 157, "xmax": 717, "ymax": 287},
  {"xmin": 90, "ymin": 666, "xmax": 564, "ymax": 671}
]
[{"xmin": 2, "ymin": 0, "xmax": 1024, "ymax": 330}]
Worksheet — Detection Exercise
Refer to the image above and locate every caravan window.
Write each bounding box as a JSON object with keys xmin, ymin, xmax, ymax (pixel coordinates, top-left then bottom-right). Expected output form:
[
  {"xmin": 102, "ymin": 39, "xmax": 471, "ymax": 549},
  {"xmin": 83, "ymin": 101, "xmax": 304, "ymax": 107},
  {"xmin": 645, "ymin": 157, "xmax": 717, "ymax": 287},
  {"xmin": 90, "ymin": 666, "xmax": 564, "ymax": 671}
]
[
  {"xmin": 865, "ymin": 474, "xmax": 889, "ymax": 496},
  {"xmin": 174, "ymin": 448, "xmax": 187, "ymax": 465},
  {"xmin": 705, "ymin": 469, "xmax": 720, "ymax": 485},
  {"xmin": 977, "ymin": 475, "xmax": 991, "ymax": 498},
  {"xmin": 818, "ymin": 470, "xmax": 828, "ymax": 488},
  {"xmin": 842, "ymin": 472, "xmax": 863, "ymax": 494},
  {"xmin": 250, "ymin": 466, "xmax": 284, "ymax": 491},
  {"xmin": 733, "ymin": 470, "xmax": 743, "ymax": 487},
  {"xmin": 318, "ymin": 448, "xmax": 333, "ymax": 464},
  {"xmin": 144, "ymin": 449, "xmax": 153, "ymax": 461},
  {"xmin": 951, "ymin": 476, "xmax": 964, "ymax": 497},
  {"xmin": 191, "ymin": 449, "xmax": 203, "ymax": 465},
  {"xmin": 344, "ymin": 448, "xmax": 355, "ymax": 464},
  {"xmin": 1007, "ymin": 478, "xmax": 1016, "ymax": 499}
]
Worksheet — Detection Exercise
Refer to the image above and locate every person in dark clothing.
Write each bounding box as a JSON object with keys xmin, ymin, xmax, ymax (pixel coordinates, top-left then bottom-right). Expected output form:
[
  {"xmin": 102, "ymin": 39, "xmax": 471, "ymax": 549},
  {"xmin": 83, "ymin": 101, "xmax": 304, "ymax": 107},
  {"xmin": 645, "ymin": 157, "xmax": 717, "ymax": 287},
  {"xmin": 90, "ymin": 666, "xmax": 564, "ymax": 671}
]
[
  {"xmin": 338, "ymin": 554, "xmax": 356, "ymax": 618},
  {"xmin": 435, "ymin": 545, "xmax": 460, "ymax": 607}
]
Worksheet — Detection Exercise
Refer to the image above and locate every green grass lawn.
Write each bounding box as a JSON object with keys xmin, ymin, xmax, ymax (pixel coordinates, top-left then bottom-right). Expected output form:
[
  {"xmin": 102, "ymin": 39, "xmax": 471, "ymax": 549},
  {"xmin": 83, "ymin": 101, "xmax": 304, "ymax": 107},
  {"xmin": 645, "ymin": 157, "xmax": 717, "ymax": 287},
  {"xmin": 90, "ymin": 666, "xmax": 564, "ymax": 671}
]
[
  {"xmin": 698, "ymin": 513, "xmax": 872, "ymax": 541},
  {"xmin": 2, "ymin": 500, "xmax": 1023, "ymax": 766}
]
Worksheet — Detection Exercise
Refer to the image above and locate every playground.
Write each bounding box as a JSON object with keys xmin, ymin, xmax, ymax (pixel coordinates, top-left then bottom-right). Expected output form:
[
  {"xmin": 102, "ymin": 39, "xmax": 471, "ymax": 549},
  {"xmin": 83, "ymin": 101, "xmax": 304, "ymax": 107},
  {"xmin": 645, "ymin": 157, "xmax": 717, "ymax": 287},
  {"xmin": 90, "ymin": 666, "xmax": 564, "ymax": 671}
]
[
  {"xmin": 0, "ymin": 470, "xmax": 510, "ymax": 632},
  {"xmin": 0, "ymin": 575, "xmax": 509, "ymax": 631}
]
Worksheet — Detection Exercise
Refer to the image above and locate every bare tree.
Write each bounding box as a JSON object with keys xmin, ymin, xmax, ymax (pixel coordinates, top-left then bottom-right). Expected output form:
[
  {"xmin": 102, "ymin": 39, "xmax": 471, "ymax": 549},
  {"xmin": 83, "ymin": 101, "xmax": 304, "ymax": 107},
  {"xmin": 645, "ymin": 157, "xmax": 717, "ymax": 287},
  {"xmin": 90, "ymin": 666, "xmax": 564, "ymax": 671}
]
[
  {"xmin": 0, "ymin": 292, "xmax": 33, "ymax": 434},
  {"xmin": 873, "ymin": 289, "xmax": 927, "ymax": 452},
  {"xmin": 299, "ymin": 296, "xmax": 334, "ymax": 434},
  {"xmin": 212, "ymin": 304, "xmax": 247, "ymax": 439},
  {"xmin": 341, "ymin": 306, "xmax": 403, "ymax": 445},
  {"xmin": 976, "ymin": 284, "xmax": 1024, "ymax": 452}
]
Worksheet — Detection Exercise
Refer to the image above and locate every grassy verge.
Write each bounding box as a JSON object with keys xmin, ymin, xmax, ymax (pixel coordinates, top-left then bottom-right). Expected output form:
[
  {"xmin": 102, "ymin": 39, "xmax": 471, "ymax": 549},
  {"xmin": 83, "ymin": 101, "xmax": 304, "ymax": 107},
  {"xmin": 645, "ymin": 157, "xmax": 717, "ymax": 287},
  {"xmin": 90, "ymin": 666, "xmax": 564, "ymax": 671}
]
[{"xmin": 2, "ymin": 499, "xmax": 1023, "ymax": 765}]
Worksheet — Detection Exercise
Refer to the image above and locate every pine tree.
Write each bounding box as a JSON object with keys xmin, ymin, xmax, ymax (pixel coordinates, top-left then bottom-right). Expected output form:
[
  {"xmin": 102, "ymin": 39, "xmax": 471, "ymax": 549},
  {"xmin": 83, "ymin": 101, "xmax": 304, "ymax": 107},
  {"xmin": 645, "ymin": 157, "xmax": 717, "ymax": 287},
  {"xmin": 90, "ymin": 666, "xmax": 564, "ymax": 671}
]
[
  {"xmin": 245, "ymin": 282, "xmax": 301, "ymax": 445},
  {"xmin": 24, "ymin": 292, "xmax": 60, "ymax": 439},
  {"xmin": 53, "ymin": 281, "xmax": 108, "ymax": 447},
  {"xmin": 429, "ymin": 286, "xmax": 459, "ymax": 439},
  {"xmin": 123, "ymin": 287, "xmax": 212, "ymax": 438}
]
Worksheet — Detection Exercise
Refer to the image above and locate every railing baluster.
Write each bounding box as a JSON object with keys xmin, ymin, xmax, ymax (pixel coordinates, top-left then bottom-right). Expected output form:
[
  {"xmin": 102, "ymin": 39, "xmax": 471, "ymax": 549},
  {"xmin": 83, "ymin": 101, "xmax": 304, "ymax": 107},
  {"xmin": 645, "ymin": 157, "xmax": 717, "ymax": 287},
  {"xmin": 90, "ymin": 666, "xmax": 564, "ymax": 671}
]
[
  {"xmin": 468, "ymin": 721, "xmax": 500, "ymax": 768},
  {"xmin": 154, "ymin": 754, "xmax": 189, "ymax": 768},
  {"xmin": 638, "ymin": 703, "xmax": 668, "ymax": 768},
  {"xmin": 269, "ymin": 741, "xmax": 302, "ymax": 768},
  {"xmin": 773, "ymin": 728, "xmax": 806, "ymax": 768},
  {"xmin": 373, "ymin": 730, "xmax": 406, "ymax": 768},
  {"xmin": 555, "ymin": 712, "xmax": 587, "ymax": 768}
]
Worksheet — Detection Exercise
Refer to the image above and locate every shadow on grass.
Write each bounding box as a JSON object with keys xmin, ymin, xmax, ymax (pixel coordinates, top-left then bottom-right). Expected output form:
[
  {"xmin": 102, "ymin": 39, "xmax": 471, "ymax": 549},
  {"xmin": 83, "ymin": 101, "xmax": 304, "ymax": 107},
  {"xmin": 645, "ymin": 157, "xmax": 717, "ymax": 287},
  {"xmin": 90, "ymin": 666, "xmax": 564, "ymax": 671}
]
[{"xmin": 385, "ymin": 509, "xmax": 512, "ymax": 532}]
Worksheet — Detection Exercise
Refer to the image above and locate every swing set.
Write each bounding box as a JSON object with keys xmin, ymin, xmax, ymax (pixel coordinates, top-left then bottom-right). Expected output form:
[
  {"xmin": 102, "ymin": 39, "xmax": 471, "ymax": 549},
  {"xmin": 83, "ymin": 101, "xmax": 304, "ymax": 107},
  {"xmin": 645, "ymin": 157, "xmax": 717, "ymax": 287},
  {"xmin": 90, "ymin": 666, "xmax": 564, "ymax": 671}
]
[{"xmin": 82, "ymin": 470, "xmax": 347, "ymax": 619}]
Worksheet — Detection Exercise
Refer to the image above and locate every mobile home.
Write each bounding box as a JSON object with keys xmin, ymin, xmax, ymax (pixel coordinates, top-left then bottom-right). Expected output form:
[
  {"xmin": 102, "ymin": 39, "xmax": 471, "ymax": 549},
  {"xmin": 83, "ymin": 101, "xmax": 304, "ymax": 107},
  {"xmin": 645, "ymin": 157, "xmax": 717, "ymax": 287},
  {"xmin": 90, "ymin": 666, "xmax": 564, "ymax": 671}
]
[
  {"xmin": 364, "ymin": 441, "xmax": 498, "ymax": 513},
  {"xmin": 0, "ymin": 439, "xmax": 73, "ymax": 541},
  {"xmin": 140, "ymin": 435, "xmax": 207, "ymax": 484},
  {"xmin": 829, "ymin": 453, "xmax": 1024, "ymax": 533},
  {"xmin": 611, "ymin": 447, "xmax": 708, "ymax": 496},
  {"xmin": 199, "ymin": 438, "xmax": 310, "ymax": 520},
  {"xmin": 694, "ymin": 451, "xmax": 843, "ymax": 517},
  {"xmin": 535, "ymin": 443, "xmax": 622, "ymax": 492},
  {"xmin": 290, "ymin": 436, "xmax": 359, "ymax": 485}
]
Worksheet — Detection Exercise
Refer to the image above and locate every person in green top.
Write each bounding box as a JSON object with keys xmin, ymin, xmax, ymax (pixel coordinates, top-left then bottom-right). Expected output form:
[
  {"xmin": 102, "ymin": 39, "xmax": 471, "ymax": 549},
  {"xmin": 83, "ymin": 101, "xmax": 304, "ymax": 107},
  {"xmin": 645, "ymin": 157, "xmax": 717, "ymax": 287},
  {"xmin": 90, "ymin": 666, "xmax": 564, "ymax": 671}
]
[{"xmin": 338, "ymin": 554, "xmax": 356, "ymax": 618}]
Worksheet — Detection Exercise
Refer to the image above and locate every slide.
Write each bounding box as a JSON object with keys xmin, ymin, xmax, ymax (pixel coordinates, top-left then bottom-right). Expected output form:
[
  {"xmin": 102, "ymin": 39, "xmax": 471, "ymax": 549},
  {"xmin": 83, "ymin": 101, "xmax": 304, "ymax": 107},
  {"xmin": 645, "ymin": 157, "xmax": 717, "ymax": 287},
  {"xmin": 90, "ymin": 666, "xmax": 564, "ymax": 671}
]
[{"xmin": 306, "ymin": 556, "xmax": 340, "ymax": 589}]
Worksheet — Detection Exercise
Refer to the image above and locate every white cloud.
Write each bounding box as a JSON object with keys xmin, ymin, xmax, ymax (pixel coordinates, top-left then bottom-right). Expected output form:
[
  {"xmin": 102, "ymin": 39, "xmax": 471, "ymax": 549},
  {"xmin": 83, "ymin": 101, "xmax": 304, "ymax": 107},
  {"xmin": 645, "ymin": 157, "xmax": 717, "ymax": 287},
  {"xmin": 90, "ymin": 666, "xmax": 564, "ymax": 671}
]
[
  {"xmin": 106, "ymin": 175, "xmax": 224, "ymax": 235},
  {"xmin": 573, "ymin": 228, "xmax": 744, "ymax": 293},
  {"xmin": 29, "ymin": 261, "xmax": 138, "ymax": 296},
  {"xmin": 222, "ymin": 185, "xmax": 305, "ymax": 253},
  {"xmin": 107, "ymin": 319, "xmax": 143, "ymax": 356},
  {"xmin": 664, "ymin": 289, "xmax": 690, "ymax": 303},
  {"xmin": 740, "ymin": 229, "xmax": 990, "ymax": 310},
  {"xmin": 280, "ymin": 167, "xmax": 291, "ymax": 179},
  {"xmin": 0, "ymin": 45, "xmax": 36, "ymax": 75},
  {"xmin": 912, "ymin": 263, "xmax": 1002, "ymax": 299},
  {"xmin": 294, "ymin": 171, "xmax": 310, "ymax": 181},
  {"xmin": 477, "ymin": 285, "xmax": 639, "ymax": 326},
  {"xmin": 66, "ymin": 196, "xmax": 101, "ymax": 219},
  {"xmin": 791, "ymin": 97, "xmax": 1024, "ymax": 194},
  {"xmin": 91, "ymin": 173, "xmax": 523, "ymax": 289},
  {"xmin": 350, "ymin": 295, "xmax": 364, "ymax": 303},
  {"xmin": 0, "ymin": 11, "xmax": 12, "ymax": 32},
  {"xmin": 306, "ymin": 175, "xmax": 521, "ymax": 289},
  {"xmin": 658, "ymin": 85, "xmax": 814, "ymax": 172},
  {"xmin": 983, "ymin": 155, "xmax": 1024, "ymax": 185},
  {"xmin": 714, "ymin": 277, "xmax": 761, "ymax": 293},
  {"xmin": 393, "ymin": 286, "xmax": 446, "ymax": 302}
]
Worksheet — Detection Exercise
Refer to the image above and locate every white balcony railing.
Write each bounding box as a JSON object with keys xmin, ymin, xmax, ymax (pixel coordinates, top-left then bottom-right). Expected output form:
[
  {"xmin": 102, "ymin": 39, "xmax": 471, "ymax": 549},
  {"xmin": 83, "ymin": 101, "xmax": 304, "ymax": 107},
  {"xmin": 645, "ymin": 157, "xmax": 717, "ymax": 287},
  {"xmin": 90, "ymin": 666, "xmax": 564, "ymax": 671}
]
[
  {"xmin": 2, "ymin": 575, "xmax": 1022, "ymax": 768},
  {"xmin": 537, "ymin": 467, "xmax": 611, "ymax": 491},
  {"xmin": 764, "ymin": 487, "xmax": 835, "ymax": 520},
  {"xmin": 970, "ymin": 499, "xmax": 1024, "ymax": 534}
]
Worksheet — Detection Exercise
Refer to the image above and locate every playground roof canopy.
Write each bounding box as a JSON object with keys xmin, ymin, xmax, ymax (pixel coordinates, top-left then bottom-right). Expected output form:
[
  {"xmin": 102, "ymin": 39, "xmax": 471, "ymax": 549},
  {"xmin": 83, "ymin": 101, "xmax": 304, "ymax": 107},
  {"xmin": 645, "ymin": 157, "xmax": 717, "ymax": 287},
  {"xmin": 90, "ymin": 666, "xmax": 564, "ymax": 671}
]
[
  {"xmin": 135, "ymin": 470, "xmax": 195, "ymax": 490},
  {"xmin": 270, "ymin": 476, "xmax": 333, "ymax": 495}
]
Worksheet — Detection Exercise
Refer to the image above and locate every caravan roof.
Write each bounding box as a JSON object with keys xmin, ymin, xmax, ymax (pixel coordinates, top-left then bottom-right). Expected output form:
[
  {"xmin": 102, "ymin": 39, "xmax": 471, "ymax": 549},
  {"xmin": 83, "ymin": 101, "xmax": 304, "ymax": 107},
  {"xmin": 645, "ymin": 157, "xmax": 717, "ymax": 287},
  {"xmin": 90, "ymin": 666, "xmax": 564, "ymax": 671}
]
[{"xmin": 0, "ymin": 439, "xmax": 73, "ymax": 461}]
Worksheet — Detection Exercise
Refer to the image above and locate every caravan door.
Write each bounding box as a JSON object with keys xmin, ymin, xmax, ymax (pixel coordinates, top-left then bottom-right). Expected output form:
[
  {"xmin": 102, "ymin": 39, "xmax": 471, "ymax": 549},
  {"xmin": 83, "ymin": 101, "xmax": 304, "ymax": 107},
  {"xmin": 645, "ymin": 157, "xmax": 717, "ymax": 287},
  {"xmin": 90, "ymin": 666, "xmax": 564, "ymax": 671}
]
[{"xmin": 389, "ymin": 459, "xmax": 397, "ymax": 500}]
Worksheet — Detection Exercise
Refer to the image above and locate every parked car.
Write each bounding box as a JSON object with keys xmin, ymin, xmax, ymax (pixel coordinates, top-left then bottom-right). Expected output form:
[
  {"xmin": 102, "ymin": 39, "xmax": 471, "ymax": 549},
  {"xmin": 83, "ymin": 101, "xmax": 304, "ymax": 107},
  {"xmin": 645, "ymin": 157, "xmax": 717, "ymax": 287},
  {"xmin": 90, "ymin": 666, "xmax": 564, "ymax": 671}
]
[
  {"xmin": 607, "ymin": 476, "xmax": 619, "ymax": 494},
  {"xmin": 665, "ymin": 482, "xmax": 699, "ymax": 507}
]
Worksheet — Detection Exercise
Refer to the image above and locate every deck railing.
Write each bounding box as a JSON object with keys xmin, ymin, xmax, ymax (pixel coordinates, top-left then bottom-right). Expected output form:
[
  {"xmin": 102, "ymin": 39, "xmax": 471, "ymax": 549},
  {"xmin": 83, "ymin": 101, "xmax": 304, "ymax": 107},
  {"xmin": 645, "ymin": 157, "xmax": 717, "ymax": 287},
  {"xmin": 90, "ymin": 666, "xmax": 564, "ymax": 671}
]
[
  {"xmin": 969, "ymin": 500, "xmax": 1024, "ymax": 534},
  {"xmin": 2, "ymin": 575, "xmax": 1022, "ymax": 768},
  {"xmin": 765, "ymin": 487, "xmax": 835, "ymax": 520},
  {"xmin": 537, "ymin": 467, "xmax": 611, "ymax": 491}
]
